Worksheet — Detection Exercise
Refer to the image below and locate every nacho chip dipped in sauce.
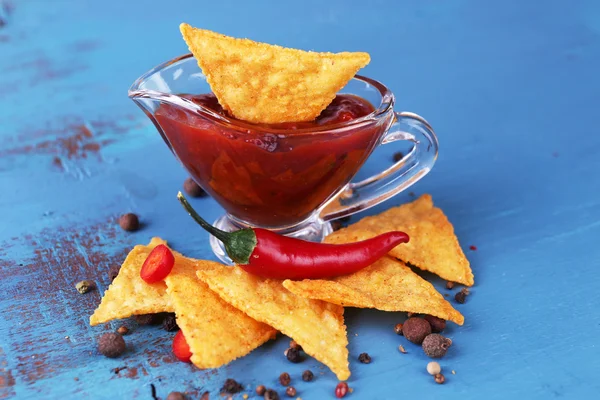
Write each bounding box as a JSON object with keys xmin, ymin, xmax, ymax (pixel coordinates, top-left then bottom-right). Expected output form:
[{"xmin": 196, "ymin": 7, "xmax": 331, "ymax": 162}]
[
  {"xmin": 179, "ymin": 23, "xmax": 370, "ymax": 124},
  {"xmin": 154, "ymin": 26, "xmax": 379, "ymax": 227}
]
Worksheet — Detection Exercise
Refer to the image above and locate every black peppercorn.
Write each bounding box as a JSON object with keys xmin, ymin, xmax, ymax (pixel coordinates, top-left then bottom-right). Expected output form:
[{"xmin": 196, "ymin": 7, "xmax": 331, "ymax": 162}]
[
  {"xmin": 358, "ymin": 353, "xmax": 371, "ymax": 364},
  {"xmin": 286, "ymin": 347, "xmax": 303, "ymax": 363},
  {"xmin": 302, "ymin": 370, "xmax": 314, "ymax": 382},
  {"xmin": 279, "ymin": 372, "xmax": 291, "ymax": 386},
  {"xmin": 221, "ymin": 378, "xmax": 243, "ymax": 394},
  {"xmin": 455, "ymin": 290, "xmax": 467, "ymax": 304}
]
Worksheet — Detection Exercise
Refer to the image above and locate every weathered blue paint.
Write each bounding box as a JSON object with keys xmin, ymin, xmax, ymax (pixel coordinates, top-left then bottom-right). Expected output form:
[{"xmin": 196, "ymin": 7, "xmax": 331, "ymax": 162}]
[{"xmin": 1, "ymin": 0, "xmax": 599, "ymax": 398}]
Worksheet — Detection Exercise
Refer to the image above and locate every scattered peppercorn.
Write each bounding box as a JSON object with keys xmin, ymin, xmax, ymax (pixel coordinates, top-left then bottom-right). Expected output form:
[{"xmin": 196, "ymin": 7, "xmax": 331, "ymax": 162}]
[
  {"xmin": 166, "ymin": 392, "xmax": 186, "ymax": 400},
  {"xmin": 221, "ymin": 378, "xmax": 243, "ymax": 394},
  {"xmin": 183, "ymin": 177, "xmax": 207, "ymax": 198},
  {"xmin": 393, "ymin": 151, "xmax": 404, "ymax": 162},
  {"xmin": 116, "ymin": 326, "xmax": 129, "ymax": 335},
  {"xmin": 422, "ymin": 334, "xmax": 452, "ymax": 358},
  {"xmin": 434, "ymin": 373, "xmax": 445, "ymax": 384},
  {"xmin": 358, "ymin": 353, "xmax": 371, "ymax": 364},
  {"xmin": 75, "ymin": 280, "xmax": 96, "ymax": 294},
  {"xmin": 289, "ymin": 340, "xmax": 302, "ymax": 351},
  {"xmin": 97, "ymin": 332, "xmax": 126, "ymax": 358},
  {"xmin": 402, "ymin": 317, "xmax": 432, "ymax": 344},
  {"xmin": 256, "ymin": 385, "xmax": 266, "ymax": 396},
  {"xmin": 264, "ymin": 389, "xmax": 279, "ymax": 400},
  {"xmin": 286, "ymin": 347, "xmax": 303, "ymax": 363},
  {"xmin": 285, "ymin": 387, "xmax": 296, "ymax": 397},
  {"xmin": 394, "ymin": 323, "xmax": 403, "ymax": 335},
  {"xmin": 279, "ymin": 372, "xmax": 291, "ymax": 386},
  {"xmin": 455, "ymin": 288, "xmax": 469, "ymax": 304},
  {"xmin": 446, "ymin": 281, "xmax": 455, "ymax": 290},
  {"xmin": 469, "ymin": 245, "xmax": 477, "ymax": 251},
  {"xmin": 162, "ymin": 313, "xmax": 179, "ymax": 332},
  {"xmin": 108, "ymin": 264, "xmax": 121, "ymax": 282},
  {"xmin": 426, "ymin": 361, "xmax": 441, "ymax": 376},
  {"xmin": 302, "ymin": 370, "xmax": 314, "ymax": 382},
  {"xmin": 423, "ymin": 315, "xmax": 446, "ymax": 333},
  {"xmin": 335, "ymin": 382, "xmax": 349, "ymax": 398},
  {"xmin": 119, "ymin": 213, "xmax": 140, "ymax": 232}
]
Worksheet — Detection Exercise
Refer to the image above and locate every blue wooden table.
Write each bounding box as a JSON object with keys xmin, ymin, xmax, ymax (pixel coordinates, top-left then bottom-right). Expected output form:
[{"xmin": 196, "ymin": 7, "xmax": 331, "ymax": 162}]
[{"xmin": 1, "ymin": 0, "xmax": 599, "ymax": 398}]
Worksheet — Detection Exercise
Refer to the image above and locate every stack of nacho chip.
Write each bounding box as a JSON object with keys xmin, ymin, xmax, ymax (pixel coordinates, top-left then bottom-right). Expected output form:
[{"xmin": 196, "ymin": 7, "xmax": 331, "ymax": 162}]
[{"xmin": 90, "ymin": 194, "xmax": 473, "ymax": 380}]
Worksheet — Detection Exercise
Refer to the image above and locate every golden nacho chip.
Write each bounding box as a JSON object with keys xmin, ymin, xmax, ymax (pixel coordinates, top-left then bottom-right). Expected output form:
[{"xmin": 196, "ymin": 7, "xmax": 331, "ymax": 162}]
[
  {"xmin": 283, "ymin": 257, "xmax": 464, "ymax": 325},
  {"xmin": 196, "ymin": 266, "xmax": 350, "ymax": 380},
  {"xmin": 165, "ymin": 259, "xmax": 276, "ymax": 369},
  {"xmin": 90, "ymin": 238, "xmax": 174, "ymax": 326},
  {"xmin": 326, "ymin": 195, "xmax": 474, "ymax": 286},
  {"xmin": 180, "ymin": 23, "xmax": 370, "ymax": 124}
]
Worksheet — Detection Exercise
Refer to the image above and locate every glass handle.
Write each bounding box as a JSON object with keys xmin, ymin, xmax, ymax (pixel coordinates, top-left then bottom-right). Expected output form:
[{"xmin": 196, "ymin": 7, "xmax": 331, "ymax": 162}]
[{"xmin": 320, "ymin": 111, "xmax": 439, "ymax": 221}]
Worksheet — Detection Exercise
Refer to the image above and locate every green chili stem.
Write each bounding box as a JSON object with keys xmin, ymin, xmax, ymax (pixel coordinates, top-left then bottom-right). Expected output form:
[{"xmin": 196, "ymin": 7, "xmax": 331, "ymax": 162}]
[{"xmin": 177, "ymin": 192, "xmax": 229, "ymax": 243}]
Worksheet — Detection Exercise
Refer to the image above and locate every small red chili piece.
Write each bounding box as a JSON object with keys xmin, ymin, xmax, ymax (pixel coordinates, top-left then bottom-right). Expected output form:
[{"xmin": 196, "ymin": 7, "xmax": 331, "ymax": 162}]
[
  {"xmin": 178, "ymin": 193, "xmax": 409, "ymax": 280},
  {"xmin": 335, "ymin": 382, "xmax": 349, "ymax": 398},
  {"xmin": 140, "ymin": 244, "xmax": 175, "ymax": 283},
  {"xmin": 172, "ymin": 330, "xmax": 192, "ymax": 363}
]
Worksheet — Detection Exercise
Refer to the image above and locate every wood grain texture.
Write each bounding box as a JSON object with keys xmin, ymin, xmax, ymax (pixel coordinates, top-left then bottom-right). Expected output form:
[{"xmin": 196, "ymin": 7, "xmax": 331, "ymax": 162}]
[{"xmin": 1, "ymin": 0, "xmax": 599, "ymax": 399}]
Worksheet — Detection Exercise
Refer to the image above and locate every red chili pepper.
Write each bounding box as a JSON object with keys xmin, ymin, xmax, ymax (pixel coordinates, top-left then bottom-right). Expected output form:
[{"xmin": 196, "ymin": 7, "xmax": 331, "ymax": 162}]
[
  {"xmin": 172, "ymin": 330, "xmax": 192, "ymax": 363},
  {"xmin": 177, "ymin": 193, "xmax": 409, "ymax": 280},
  {"xmin": 140, "ymin": 244, "xmax": 175, "ymax": 283}
]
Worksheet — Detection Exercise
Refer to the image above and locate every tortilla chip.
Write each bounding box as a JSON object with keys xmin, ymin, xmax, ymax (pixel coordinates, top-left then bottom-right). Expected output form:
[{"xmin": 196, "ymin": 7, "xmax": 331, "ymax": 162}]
[
  {"xmin": 165, "ymin": 259, "xmax": 276, "ymax": 369},
  {"xmin": 90, "ymin": 238, "xmax": 174, "ymax": 325},
  {"xmin": 283, "ymin": 257, "xmax": 464, "ymax": 325},
  {"xmin": 196, "ymin": 266, "xmax": 350, "ymax": 380},
  {"xmin": 326, "ymin": 195, "xmax": 474, "ymax": 286},
  {"xmin": 180, "ymin": 23, "xmax": 370, "ymax": 124}
]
